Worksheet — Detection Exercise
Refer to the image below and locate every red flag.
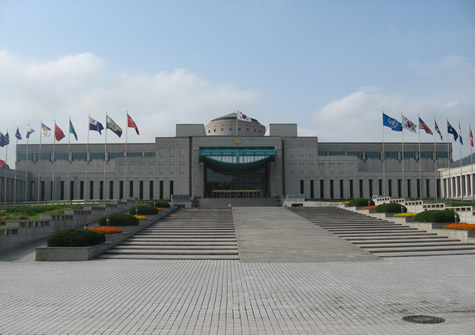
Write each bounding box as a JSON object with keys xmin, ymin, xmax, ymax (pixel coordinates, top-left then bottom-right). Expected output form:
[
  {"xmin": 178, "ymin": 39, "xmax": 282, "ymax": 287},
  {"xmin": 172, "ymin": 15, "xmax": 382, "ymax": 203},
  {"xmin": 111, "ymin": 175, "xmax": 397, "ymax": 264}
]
[
  {"xmin": 470, "ymin": 126, "xmax": 474, "ymax": 147},
  {"xmin": 55, "ymin": 123, "xmax": 65, "ymax": 141},
  {"xmin": 418, "ymin": 117, "xmax": 433, "ymax": 135},
  {"xmin": 127, "ymin": 113, "xmax": 139, "ymax": 135},
  {"xmin": 0, "ymin": 159, "xmax": 6, "ymax": 167}
]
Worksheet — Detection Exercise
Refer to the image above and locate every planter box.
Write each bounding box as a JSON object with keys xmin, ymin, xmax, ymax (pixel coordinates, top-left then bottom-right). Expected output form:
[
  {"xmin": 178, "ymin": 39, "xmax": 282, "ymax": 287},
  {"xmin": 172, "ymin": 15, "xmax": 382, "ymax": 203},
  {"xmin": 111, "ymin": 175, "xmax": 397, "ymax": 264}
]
[
  {"xmin": 105, "ymin": 232, "xmax": 130, "ymax": 246},
  {"xmin": 36, "ymin": 242, "xmax": 112, "ymax": 261}
]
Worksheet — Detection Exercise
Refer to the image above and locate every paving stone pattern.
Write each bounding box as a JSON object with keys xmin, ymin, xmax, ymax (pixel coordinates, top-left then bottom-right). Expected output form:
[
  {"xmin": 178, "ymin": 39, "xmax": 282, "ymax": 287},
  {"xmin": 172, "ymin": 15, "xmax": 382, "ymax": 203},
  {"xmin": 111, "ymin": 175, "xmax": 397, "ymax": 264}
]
[
  {"xmin": 292, "ymin": 207, "xmax": 475, "ymax": 258},
  {"xmin": 100, "ymin": 208, "xmax": 239, "ymax": 260}
]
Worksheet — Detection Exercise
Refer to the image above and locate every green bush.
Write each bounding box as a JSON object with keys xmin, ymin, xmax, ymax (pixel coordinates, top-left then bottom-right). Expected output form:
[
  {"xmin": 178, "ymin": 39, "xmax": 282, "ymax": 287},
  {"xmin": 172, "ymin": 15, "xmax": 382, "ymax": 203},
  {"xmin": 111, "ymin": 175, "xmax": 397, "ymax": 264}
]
[
  {"xmin": 129, "ymin": 205, "xmax": 158, "ymax": 215},
  {"xmin": 138, "ymin": 200, "xmax": 170, "ymax": 208},
  {"xmin": 98, "ymin": 213, "xmax": 139, "ymax": 226},
  {"xmin": 375, "ymin": 203, "xmax": 407, "ymax": 213},
  {"xmin": 414, "ymin": 210, "xmax": 459, "ymax": 223},
  {"xmin": 47, "ymin": 228, "xmax": 105, "ymax": 247},
  {"xmin": 348, "ymin": 198, "xmax": 374, "ymax": 207}
]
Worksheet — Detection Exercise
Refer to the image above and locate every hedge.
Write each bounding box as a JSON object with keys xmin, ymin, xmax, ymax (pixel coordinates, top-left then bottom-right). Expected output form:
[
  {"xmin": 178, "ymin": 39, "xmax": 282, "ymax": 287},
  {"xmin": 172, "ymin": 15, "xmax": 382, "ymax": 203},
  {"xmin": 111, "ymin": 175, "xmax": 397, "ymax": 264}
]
[
  {"xmin": 414, "ymin": 210, "xmax": 459, "ymax": 223},
  {"xmin": 375, "ymin": 203, "xmax": 407, "ymax": 213},
  {"xmin": 98, "ymin": 213, "xmax": 139, "ymax": 226},
  {"xmin": 347, "ymin": 198, "xmax": 374, "ymax": 207},
  {"xmin": 47, "ymin": 228, "xmax": 105, "ymax": 247},
  {"xmin": 129, "ymin": 205, "xmax": 158, "ymax": 215}
]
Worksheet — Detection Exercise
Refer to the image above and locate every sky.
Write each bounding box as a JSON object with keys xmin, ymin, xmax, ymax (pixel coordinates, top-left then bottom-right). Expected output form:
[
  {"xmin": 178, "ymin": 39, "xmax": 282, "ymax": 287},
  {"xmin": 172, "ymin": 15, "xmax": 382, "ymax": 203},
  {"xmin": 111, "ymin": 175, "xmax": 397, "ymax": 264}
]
[{"xmin": 0, "ymin": 0, "xmax": 474, "ymax": 166}]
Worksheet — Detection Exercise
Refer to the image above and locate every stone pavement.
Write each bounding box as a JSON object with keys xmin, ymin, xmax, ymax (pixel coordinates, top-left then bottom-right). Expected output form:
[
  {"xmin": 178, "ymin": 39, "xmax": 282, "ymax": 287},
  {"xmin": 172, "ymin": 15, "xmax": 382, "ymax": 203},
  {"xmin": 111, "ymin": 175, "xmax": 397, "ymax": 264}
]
[{"xmin": 0, "ymin": 207, "xmax": 475, "ymax": 334}]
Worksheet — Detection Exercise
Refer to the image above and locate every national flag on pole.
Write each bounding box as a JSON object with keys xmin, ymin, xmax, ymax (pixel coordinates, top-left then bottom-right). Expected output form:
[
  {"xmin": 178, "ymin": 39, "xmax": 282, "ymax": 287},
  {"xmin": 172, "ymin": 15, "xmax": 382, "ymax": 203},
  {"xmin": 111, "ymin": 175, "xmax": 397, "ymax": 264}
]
[
  {"xmin": 55, "ymin": 123, "xmax": 65, "ymax": 142},
  {"xmin": 458, "ymin": 122, "xmax": 463, "ymax": 145},
  {"xmin": 15, "ymin": 127, "xmax": 22, "ymax": 140},
  {"xmin": 402, "ymin": 115, "xmax": 417, "ymax": 133},
  {"xmin": 41, "ymin": 123, "xmax": 51, "ymax": 137},
  {"xmin": 237, "ymin": 110, "xmax": 252, "ymax": 122},
  {"xmin": 447, "ymin": 121, "xmax": 458, "ymax": 141},
  {"xmin": 89, "ymin": 117, "xmax": 104, "ymax": 134},
  {"xmin": 434, "ymin": 121, "xmax": 443, "ymax": 140},
  {"xmin": 69, "ymin": 119, "xmax": 78, "ymax": 141},
  {"xmin": 4, "ymin": 132, "xmax": 9, "ymax": 145},
  {"xmin": 418, "ymin": 117, "xmax": 433, "ymax": 135},
  {"xmin": 26, "ymin": 126, "xmax": 35, "ymax": 139},
  {"xmin": 0, "ymin": 132, "xmax": 5, "ymax": 147},
  {"xmin": 0, "ymin": 159, "xmax": 5, "ymax": 167},
  {"xmin": 107, "ymin": 116, "xmax": 123, "ymax": 137},
  {"xmin": 382, "ymin": 113, "xmax": 402, "ymax": 131},
  {"xmin": 469, "ymin": 125, "xmax": 474, "ymax": 148},
  {"xmin": 127, "ymin": 113, "xmax": 139, "ymax": 135}
]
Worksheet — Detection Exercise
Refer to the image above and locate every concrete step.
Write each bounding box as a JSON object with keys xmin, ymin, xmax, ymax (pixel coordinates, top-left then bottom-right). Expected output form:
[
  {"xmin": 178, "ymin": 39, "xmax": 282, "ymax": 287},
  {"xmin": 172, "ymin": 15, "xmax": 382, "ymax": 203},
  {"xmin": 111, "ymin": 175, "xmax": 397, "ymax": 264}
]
[
  {"xmin": 357, "ymin": 242, "xmax": 474, "ymax": 248},
  {"xmin": 337, "ymin": 232, "xmax": 437, "ymax": 237},
  {"xmin": 344, "ymin": 235, "xmax": 448, "ymax": 241},
  {"xmin": 113, "ymin": 245, "xmax": 239, "ymax": 250},
  {"xmin": 375, "ymin": 249, "xmax": 475, "ymax": 258},
  {"xmin": 98, "ymin": 254, "xmax": 239, "ymax": 260},
  {"xmin": 105, "ymin": 249, "xmax": 239, "ymax": 255},
  {"xmin": 368, "ymin": 245, "xmax": 475, "ymax": 253},
  {"xmin": 127, "ymin": 238, "xmax": 237, "ymax": 242},
  {"xmin": 351, "ymin": 238, "xmax": 457, "ymax": 244},
  {"xmin": 326, "ymin": 228, "xmax": 418, "ymax": 232},
  {"xmin": 120, "ymin": 242, "xmax": 238, "ymax": 246}
]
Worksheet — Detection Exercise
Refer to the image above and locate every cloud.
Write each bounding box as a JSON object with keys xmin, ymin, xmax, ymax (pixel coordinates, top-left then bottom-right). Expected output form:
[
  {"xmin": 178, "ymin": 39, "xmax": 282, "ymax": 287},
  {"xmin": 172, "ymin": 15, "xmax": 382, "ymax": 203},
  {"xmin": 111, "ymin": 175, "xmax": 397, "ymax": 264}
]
[{"xmin": 0, "ymin": 51, "xmax": 257, "ymax": 167}]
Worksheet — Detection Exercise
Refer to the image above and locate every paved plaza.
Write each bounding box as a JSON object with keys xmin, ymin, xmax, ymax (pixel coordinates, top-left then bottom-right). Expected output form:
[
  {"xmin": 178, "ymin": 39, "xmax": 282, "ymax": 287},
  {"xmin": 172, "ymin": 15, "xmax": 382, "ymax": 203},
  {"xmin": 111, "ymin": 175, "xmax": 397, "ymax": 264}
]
[{"xmin": 1, "ymin": 208, "xmax": 475, "ymax": 334}]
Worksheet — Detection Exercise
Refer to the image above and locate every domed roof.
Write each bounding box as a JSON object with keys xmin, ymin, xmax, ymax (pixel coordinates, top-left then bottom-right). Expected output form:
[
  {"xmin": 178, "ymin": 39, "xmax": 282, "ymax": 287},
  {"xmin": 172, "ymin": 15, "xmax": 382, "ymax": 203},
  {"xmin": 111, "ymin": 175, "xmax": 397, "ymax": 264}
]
[{"xmin": 211, "ymin": 112, "xmax": 258, "ymax": 123}]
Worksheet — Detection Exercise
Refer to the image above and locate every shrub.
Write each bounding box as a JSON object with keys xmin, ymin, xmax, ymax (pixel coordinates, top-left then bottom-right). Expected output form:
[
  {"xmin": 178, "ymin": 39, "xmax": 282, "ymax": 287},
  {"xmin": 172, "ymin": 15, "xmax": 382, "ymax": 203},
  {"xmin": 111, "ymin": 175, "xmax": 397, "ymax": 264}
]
[
  {"xmin": 444, "ymin": 223, "xmax": 475, "ymax": 230},
  {"xmin": 414, "ymin": 210, "xmax": 459, "ymax": 223},
  {"xmin": 129, "ymin": 205, "xmax": 158, "ymax": 215},
  {"xmin": 98, "ymin": 213, "xmax": 139, "ymax": 226},
  {"xmin": 375, "ymin": 203, "xmax": 407, "ymax": 213},
  {"xmin": 89, "ymin": 226, "xmax": 124, "ymax": 234},
  {"xmin": 47, "ymin": 228, "xmax": 105, "ymax": 247},
  {"xmin": 348, "ymin": 198, "xmax": 374, "ymax": 207},
  {"xmin": 139, "ymin": 200, "xmax": 170, "ymax": 208}
]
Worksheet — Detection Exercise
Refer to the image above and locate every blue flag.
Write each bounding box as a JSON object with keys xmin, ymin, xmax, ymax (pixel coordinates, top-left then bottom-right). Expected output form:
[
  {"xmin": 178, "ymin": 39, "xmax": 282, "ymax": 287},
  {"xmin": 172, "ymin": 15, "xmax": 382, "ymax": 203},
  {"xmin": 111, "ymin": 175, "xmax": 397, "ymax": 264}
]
[
  {"xmin": 69, "ymin": 119, "xmax": 78, "ymax": 141},
  {"xmin": 106, "ymin": 116, "xmax": 123, "ymax": 137},
  {"xmin": 89, "ymin": 117, "xmax": 104, "ymax": 134},
  {"xmin": 383, "ymin": 113, "xmax": 403, "ymax": 132},
  {"xmin": 4, "ymin": 132, "xmax": 9, "ymax": 145},
  {"xmin": 15, "ymin": 127, "xmax": 22, "ymax": 140},
  {"xmin": 447, "ymin": 121, "xmax": 458, "ymax": 142},
  {"xmin": 0, "ymin": 132, "xmax": 4, "ymax": 147},
  {"xmin": 26, "ymin": 126, "xmax": 35, "ymax": 139}
]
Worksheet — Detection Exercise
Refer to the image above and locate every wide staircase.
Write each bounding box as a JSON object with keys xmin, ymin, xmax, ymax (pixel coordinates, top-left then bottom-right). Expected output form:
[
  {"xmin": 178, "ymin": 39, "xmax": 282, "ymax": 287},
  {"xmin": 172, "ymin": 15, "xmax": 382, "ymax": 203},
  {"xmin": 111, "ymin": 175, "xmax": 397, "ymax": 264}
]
[
  {"xmin": 100, "ymin": 208, "xmax": 239, "ymax": 260},
  {"xmin": 291, "ymin": 207, "xmax": 475, "ymax": 258}
]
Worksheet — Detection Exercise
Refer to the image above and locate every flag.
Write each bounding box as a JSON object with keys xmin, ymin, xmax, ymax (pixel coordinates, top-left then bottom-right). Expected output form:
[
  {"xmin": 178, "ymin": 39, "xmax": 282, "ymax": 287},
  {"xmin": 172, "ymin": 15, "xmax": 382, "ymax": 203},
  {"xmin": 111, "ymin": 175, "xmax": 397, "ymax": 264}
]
[
  {"xmin": 41, "ymin": 122, "xmax": 51, "ymax": 137},
  {"xmin": 0, "ymin": 159, "xmax": 5, "ymax": 167},
  {"xmin": 470, "ymin": 125, "xmax": 474, "ymax": 148},
  {"xmin": 26, "ymin": 126, "xmax": 35, "ymax": 139},
  {"xmin": 89, "ymin": 117, "xmax": 104, "ymax": 134},
  {"xmin": 382, "ymin": 113, "xmax": 402, "ymax": 131},
  {"xmin": 458, "ymin": 122, "xmax": 463, "ymax": 145},
  {"xmin": 107, "ymin": 116, "xmax": 123, "ymax": 137},
  {"xmin": 127, "ymin": 113, "xmax": 139, "ymax": 135},
  {"xmin": 447, "ymin": 121, "xmax": 458, "ymax": 141},
  {"xmin": 402, "ymin": 115, "xmax": 417, "ymax": 133},
  {"xmin": 435, "ymin": 121, "xmax": 443, "ymax": 140},
  {"xmin": 69, "ymin": 119, "xmax": 78, "ymax": 141},
  {"xmin": 15, "ymin": 127, "xmax": 22, "ymax": 140},
  {"xmin": 0, "ymin": 132, "xmax": 4, "ymax": 147},
  {"xmin": 418, "ymin": 117, "xmax": 433, "ymax": 135},
  {"xmin": 237, "ymin": 110, "xmax": 252, "ymax": 122},
  {"xmin": 55, "ymin": 123, "xmax": 65, "ymax": 142},
  {"xmin": 4, "ymin": 132, "xmax": 9, "ymax": 145}
]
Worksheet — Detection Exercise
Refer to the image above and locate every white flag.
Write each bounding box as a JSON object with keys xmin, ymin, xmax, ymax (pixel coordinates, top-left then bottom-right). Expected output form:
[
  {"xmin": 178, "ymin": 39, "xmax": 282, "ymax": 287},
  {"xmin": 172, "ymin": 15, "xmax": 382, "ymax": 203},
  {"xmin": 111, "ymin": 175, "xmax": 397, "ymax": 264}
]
[
  {"xmin": 41, "ymin": 122, "xmax": 51, "ymax": 137},
  {"xmin": 237, "ymin": 110, "xmax": 252, "ymax": 122},
  {"xmin": 402, "ymin": 115, "xmax": 417, "ymax": 133}
]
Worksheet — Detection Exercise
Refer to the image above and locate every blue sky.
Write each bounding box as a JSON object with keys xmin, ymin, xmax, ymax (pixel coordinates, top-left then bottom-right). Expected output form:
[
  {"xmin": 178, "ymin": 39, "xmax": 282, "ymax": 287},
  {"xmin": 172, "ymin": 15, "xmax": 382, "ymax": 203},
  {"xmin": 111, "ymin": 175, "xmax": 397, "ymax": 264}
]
[{"xmin": 0, "ymin": 0, "xmax": 474, "ymax": 164}]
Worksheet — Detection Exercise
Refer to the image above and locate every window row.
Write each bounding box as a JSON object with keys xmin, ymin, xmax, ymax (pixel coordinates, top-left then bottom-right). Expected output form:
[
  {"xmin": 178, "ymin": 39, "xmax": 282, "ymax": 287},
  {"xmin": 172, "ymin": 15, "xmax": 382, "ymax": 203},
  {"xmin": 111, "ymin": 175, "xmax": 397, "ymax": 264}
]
[
  {"xmin": 318, "ymin": 151, "xmax": 449, "ymax": 160},
  {"xmin": 18, "ymin": 151, "xmax": 156, "ymax": 161}
]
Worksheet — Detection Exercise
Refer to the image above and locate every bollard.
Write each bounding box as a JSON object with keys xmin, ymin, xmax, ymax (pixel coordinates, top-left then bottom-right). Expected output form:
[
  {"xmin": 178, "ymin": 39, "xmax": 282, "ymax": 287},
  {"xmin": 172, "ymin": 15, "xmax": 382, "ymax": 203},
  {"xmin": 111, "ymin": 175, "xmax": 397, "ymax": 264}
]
[{"xmin": 106, "ymin": 217, "xmax": 110, "ymax": 226}]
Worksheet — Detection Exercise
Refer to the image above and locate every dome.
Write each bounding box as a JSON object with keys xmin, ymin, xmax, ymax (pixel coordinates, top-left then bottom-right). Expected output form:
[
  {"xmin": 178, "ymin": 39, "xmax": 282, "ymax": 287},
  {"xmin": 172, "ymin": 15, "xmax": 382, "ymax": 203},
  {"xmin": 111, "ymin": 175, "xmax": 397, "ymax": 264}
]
[{"xmin": 205, "ymin": 113, "xmax": 265, "ymax": 137}]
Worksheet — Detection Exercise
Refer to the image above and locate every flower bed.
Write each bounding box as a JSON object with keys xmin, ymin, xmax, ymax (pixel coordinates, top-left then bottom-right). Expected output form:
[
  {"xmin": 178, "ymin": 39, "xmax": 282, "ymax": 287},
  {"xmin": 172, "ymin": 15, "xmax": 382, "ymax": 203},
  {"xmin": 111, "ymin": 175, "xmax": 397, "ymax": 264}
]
[
  {"xmin": 393, "ymin": 212, "xmax": 417, "ymax": 217},
  {"xmin": 444, "ymin": 223, "xmax": 475, "ymax": 231},
  {"xmin": 89, "ymin": 226, "xmax": 123, "ymax": 234},
  {"xmin": 362, "ymin": 205, "xmax": 376, "ymax": 210},
  {"xmin": 134, "ymin": 215, "xmax": 148, "ymax": 220}
]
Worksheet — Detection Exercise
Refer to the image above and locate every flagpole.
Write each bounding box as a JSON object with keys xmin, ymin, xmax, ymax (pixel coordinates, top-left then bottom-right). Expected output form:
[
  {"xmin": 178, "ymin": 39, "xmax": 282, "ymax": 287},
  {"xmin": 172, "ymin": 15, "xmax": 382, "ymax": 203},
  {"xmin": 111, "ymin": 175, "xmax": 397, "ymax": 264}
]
[
  {"xmin": 4, "ymin": 130, "xmax": 8, "ymax": 204},
  {"xmin": 67, "ymin": 117, "xmax": 71, "ymax": 203},
  {"xmin": 104, "ymin": 113, "xmax": 108, "ymax": 201},
  {"xmin": 86, "ymin": 115, "xmax": 90, "ymax": 205},
  {"xmin": 37, "ymin": 124, "xmax": 42, "ymax": 203},
  {"xmin": 401, "ymin": 113, "xmax": 405, "ymax": 199},
  {"xmin": 418, "ymin": 114, "xmax": 422, "ymax": 200},
  {"xmin": 25, "ymin": 130, "xmax": 29, "ymax": 203},
  {"xmin": 125, "ymin": 111, "xmax": 128, "ymax": 200},
  {"xmin": 434, "ymin": 118, "xmax": 437, "ymax": 201},
  {"xmin": 459, "ymin": 121, "xmax": 463, "ymax": 199},
  {"xmin": 52, "ymin": 120, "xmax": 56, "ymax": 202},
  {"xmin": 447, "ymin": 119, "xmax": 451, "ymax": 200},
  {"xmin": 235, "ymin": 111, "xmax": 238, "ymax": 137},
  {"xmin": 14, "ymin": 134, "xmax": 18, "ymax": 205},
  {"xmin": 382, "ymin": 111, "xmax": 386, "ymax": 197},
  {"xmin": 471, "ymin": 123, "xmax": 474, "ymax": 200}
]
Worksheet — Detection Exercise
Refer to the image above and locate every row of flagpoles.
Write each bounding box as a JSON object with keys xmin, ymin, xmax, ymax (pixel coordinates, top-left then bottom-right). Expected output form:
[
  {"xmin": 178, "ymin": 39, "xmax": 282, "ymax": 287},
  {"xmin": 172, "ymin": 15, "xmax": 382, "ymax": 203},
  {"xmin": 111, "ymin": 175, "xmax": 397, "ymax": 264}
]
[
  {"xmin": 0, "ymin": 112, "xmax": 140, "ymax": 204},
  {"xmin": 382, "ymin": 112, "xmax": 474, "ymax": 199}
]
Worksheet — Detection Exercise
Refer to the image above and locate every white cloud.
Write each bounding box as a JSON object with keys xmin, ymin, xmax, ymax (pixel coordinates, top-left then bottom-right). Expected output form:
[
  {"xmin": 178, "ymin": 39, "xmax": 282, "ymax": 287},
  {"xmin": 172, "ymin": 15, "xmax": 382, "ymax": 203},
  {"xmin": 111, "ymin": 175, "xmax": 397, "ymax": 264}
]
[{"xmin": 0, "ymin": 51, "xmax": 257, "ymax": 167}]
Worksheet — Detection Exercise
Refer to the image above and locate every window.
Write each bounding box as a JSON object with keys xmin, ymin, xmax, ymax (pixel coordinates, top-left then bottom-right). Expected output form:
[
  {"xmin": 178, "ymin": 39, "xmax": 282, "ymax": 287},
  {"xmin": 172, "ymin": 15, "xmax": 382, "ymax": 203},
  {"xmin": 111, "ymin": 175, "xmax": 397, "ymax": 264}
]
[
  {"xmin": 90, "ymin": 152, "xmax": 105, "ymax": 160},
  {"xmin": 350, "ymin": 180, "xmax": 354, "ymax": 198},
  {"xmin": 80, "ymin": 181, "xmax": 84, "ymax": 200},
  {"xmin": 40, "ymin": 181, "xmax": 45, "ymax": 201},
  {"xmin": 129, "ymin": 181, "xmax": 133, "ymax": 197},
  {"xmin": 54, "ymin": 153, "xmax": 68, "ymax": 160},
  {"xmin": 420, "ymin": 151, "xmax": 433, "ymax": 159},
  {"xmin": 208, "ymin": 129, "xmax": 210, "ymax": 133},
  {"xmin": 397, "ymin": 179, "xmax": 402, "ymax": 198},
  {"xmin": 340, "ymin": 180, "xmax": 344, "ymax": 198},
  {"xmin": 369, "ymin": 180, "xmax": 373, "ymax": 197},
  {"xmin": 229, "ymin": 128, "xmax": 232, "ymax": 131},
  {"xmin": 388, "ymin": 180, "xmax": 392, "ymax": 197},
  {"xmin": 348, "ymin": 151, "xmax": 363, "ymax": 159},
  {"xmin": 214, "ymin": 129, "xmax": 216, "ymax": 132},
  {"xmin": 238, "ymin": 128, "xmax": 241, "ymax": 131},
  {"xmin": 109, "ymin": 181, "xmax": 114, "ymax": 199},
  {"xmin": 109, "ymin": 152, "xmax": 124, "ymax": 159},
  {"xmin": 149, "ymin": 181, "xmax": 154, "ymax": 200},
  {"xmin": 18, "ymin": 153, "xmax": 34, "ymax": 161},
  {"xmin": 254, "ymin": 129, "xmax": 256, "ymax": 132},
  {"xmin": 99, "ymin": 181, "xmax": 104, "ymax": 200},
  {"xmin": 139, "ymin": 181, "xmax": 143, "ymax": 200},
  {"xmin": 310, "ymin": 180, "xmax": 314, "ymax": 199},
  {"xmin": 160, "ymin": 180, "xmax": 164, "ymax": 199},
  {"xmin": 320, "ymin": 180, "xmax": 324, "ymax": 199},
  {"xmin": 70, "ymin": 181, "xmax": 74, "ymax": 200},
  {"xmin": 127, "ymin": 152, "xmax": 141, "ymax": 157},
  {"xmin": 89, "ymin": 181, "xmax": 94, "ymax": 200},
  {"xmin": 318, "ymin": 151, "xmax": 328, "ymax": 156},
  {"xmin": 40, "ymin": 153, "xmax": 51, "ymax": 160},
  {"xmin": 300, "ymin": 180, "xmax": 304, "ymax": 194},
  {"xmin": 417, "ymin": 179, "xmax": 421, "ymax": 198},
  {"xmin": 407, "ymin": 179, "xmax": 411, "ymax": 198},
  {"xmin": 221, "ymin": 128, "xmax": 224, "ymax": 131},
  {"xmin": 329, "ymin": 151, "xmax": 345, "ymax": 156},
  {"xmin": 385, "ymin": 152, "xmax": 398, "ymax": 159},
  {"xmin": 60, "ymin": 181, "xmax": 65, "ymax": 200},
  {"xmin": 72, "ymin": 153, "xmax": 86, "ymax": 161},
  {"xmin": 378, "ymin": 179, "xmax": 382, "ymax": 196},
  {"xmin": 330, "ymin": 180, "xmax": 334, "ymax": 199},
  {"xmin": 359, "ymin": 179, "xmax": 363, "ymax": 198},
  {"xmin": 437, "ymin": 152, "xmax": 448, "ymax": 158},
  {"xmin": 170, "ymin": 180, "xmax": 174, "ymax": 197},
  {"xmin": 403, "ymin": 152, "xmax": 415, "ymax": 159},
  {"xmin": 367, "ymin": 151, "xmax": 380, "ymax": 159},
  {"xmin": 246, "ymin": 128, "xmax": 249, "ymax": 131},
  {"xmin": 426, "ymin": 179, "xmax": 430, "ymax": 198},
  {"xmin": 119, "ymin": 181, "xmax": 124, "ymax": 199},
  {"xmin": 144, "ymin": 152, "xmax": 156, "ymax": 157}
]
